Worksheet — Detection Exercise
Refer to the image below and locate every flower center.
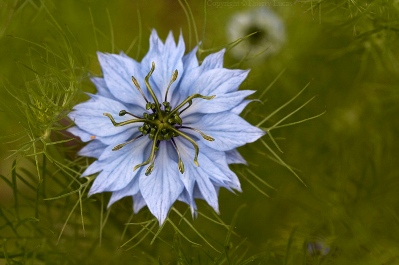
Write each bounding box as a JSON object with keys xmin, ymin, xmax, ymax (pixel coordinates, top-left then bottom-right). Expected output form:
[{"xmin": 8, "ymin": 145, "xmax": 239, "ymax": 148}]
[
  {"xmin": 103, "ymin": 62, "xmax": 215, "ymax": 176},
  {"xmin": 246, "ymin": 25, "xmax": 268, "ymax": 45},
  {"xmin": 139, "ymin": 102, "xmax": 181, "ymax": 141}
]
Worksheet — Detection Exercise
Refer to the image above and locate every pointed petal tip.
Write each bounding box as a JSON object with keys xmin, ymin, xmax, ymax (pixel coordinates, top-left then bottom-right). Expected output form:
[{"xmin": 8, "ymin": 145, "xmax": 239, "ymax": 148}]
[
  {"xmin": 150, "ymin": 29, "xmax": 160, "ymax": 42},
  {"xmin": 96, "ymin": 51, "xmax": 108, "ymax": 60}
]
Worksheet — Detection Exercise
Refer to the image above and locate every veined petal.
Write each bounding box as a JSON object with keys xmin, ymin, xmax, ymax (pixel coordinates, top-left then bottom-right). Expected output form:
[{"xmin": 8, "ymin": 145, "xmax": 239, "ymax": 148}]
[
  {"xmin": 91, "ymin": 77, "xmax": 114, "ymax": 99},
  {"xmin": 94, "ymin": 131, "xmax": 141, "ymax": 146},
  {"xmin": 179, "ymin": 69, "xmax": 248, "ymax": 103},
  {"xmin": 81, "ymin": 160, "xmax": 102, "ymax": 177},
  {"xmin": 182, "ymin": 46, "xmax": 199, "ymax": 72},
  {"xmin": 192, "ymin": 183, "xmax": 220, "ymax": 213},
  {"xmin": 97, "ymin": 52, "xmax": 147, "ymax": 104},
  {"xmin": 172, "ymin": 46, "xmax": 199, "ymax": 103},
  {"xmin": 195, "ymin": 179, "xmax": 219, "ymax": 213},
  {"xmin": 193, "ymin": 68, "xmax": 249, "ymax": 95},
  {"xmin": 97, "ymin": 132, "xmax": 142, "ymax": 161},
  {"xmin": 141, "ymin": 30, "xmax": 185, "ymax": 103},
  {"xmin": 183, "ymin": 90, "xmax": 255, "ymax": 115},
  {"xmin": 175, "ymin": 138, "xmax": 232, "ymax": 187},
  {"xmin": 67, "ymin": 126, "xmax": 94, "ymax": 142},
  {"xmin": 107, "ymin": 177, "xmax": 140, "ymax": 207},
  {"xmin": 78, "ymin": 140, "xmax": 107, "ymax": 159},
  {"xmin": 139, "ymin": 141, "xmax": 184, "ymax": 224},
  {"xmin": 178, "ymin": 190, "xmax": 197, "ymax": 217},
  {"xmin": 183, "ymin": 112, "xmax": 265, "ymax": 151},
  {"xmin": 200, "ymin": 49, "xmax": 225, "ymax": 69},
  {"xmin": 175, "ymin": 139, "xmax": 221, "ymax": 213},
  {"xmin": 231, "ymin": 100, "xmax": 252, "ymax": 115},
  {"xmin": 88, "ymin": 137, "xmax": 150, "ymax": 194},
  {"xmin": 132, "ymin": 192, "xmax": 147, "ymax": 214},
  {"xmin": 178, "ymin": 165, "xmax": 196, "ymax": 203},
  {"xmin": 174, "ymin": 50, "xmax": 234, "ymax": 102},
  {"xmin": 225, "ymin": 149, "xmax": 247, "ymax": 165},
  {"xmin": 68, "ymin": 94, "xmax": 140, "ymax": 139}
]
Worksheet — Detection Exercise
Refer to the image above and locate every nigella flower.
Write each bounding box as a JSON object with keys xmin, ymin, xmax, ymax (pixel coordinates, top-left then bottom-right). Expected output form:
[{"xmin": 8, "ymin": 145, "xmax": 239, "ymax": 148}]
[
  {"xmin": 68, "ymin": 30, "xmax": 264, "ymax": 224},
  {"xmin": 227, "ymin": 8, "xmax": 285, "ymax": 60}
]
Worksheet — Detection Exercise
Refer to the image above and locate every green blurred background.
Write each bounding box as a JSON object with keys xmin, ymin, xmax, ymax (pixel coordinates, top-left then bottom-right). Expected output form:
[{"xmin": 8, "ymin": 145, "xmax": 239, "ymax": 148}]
[{"xmin": 1, "ymin": 0, "xmax": 399, "ymax": 264}]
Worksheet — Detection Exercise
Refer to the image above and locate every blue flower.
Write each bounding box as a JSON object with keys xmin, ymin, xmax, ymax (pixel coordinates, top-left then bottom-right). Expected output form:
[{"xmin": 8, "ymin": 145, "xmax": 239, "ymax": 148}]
[{"xmin": 68, "ymin": 30, "xmax": 265, "ymax": 224}]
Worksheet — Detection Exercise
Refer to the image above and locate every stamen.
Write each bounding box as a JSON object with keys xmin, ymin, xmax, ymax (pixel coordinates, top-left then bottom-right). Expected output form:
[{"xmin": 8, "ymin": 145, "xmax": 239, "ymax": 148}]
[
  {"xmin": 179, "ymin": 101, "xmax": 192, "ymax": 114},
  {"xmin": 169, "ymin": 127, "xmax": 199, "ymax": 167},
  {"xmin": 145, "ymin": 162, "xmax": 155, "ymax": 176},
  {"xmin": 171, "ymin": 138, "xmax": 184, "ymax": 173},
  {"xmin": 103, "ymin": 113, "xmax": 149, "ymax": 127},
  {"xmin": 131, "ymin": 76, "xmax": 149, "ymax": 104},
  {"xmin": 134, "ymin": 130, "xmax": 160, "ymax": 172},
  {"xmin": 112, "ymin": 134, "xmax": 143, "ymax": 151},
  {"xmin": 164, "ymin": 69, "xmax": 178, "ymax": 103},
  {"xmin": 180, "ymin": 126, "xmax": 214, "ymax": 141},
  {"xmin": 166, "ymin": 94, "xmax": 216, "ymax": 119},
  {"xmin": 119, "ymin": 110, "xmax": 141, "ymax": 119},
  {"xmin": 144, "ymin": 62, "xmax": 162, "ymax": 114},
  {"xmin": 145, "ymin": 144, "xmax": 158, "ymax": 176}
]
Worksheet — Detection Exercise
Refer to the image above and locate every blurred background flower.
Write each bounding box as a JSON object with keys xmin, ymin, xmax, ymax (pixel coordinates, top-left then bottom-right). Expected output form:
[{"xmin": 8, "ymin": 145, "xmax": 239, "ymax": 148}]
[{"xmin": 226, "ymin": 7, "xmax": 285, "ymax": 60}]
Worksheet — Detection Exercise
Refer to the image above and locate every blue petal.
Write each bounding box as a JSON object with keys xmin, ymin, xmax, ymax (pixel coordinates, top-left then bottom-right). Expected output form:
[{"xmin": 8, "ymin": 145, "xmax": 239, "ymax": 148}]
[
  {"xmin": 182, "ymin": 46, "xmax": 199, "ymax": 71},
  {"xmin": 175, "ymin": 137, "xmax": 240, "ymax": 200},
  {"xmin": 177, "ymin": 190, "xmax": 197, "ymax": 217},
  {"xmin": 220, "ymin": 169, "xmax": 242, "ymax": 192},
  {"xmin": 67, "ymin": 126, "xmax": 93, "ymax": 142},
  {"xmin": 95, "ymin": 131, "xmax": 142, "ymax": 146},
  {"xmin": 132, "ymin": 192, "xmax": 147, "ymax": 214},
  {"xmin": 225, "ymin": 149, "xmax": 247, "ymax": 165},
  {"xmin": 178, "ymin": 165, "xmax": 195, "ymax": 202},
  {"xmin": 97, "ymin": 133, "xmax": 141, "ymax": 160},
  {"xmin": 183, "ymin": 90, "xmax": 255, "ymax": 115},
  {"xmin": 193, "ymin": 176, "xmax": 219, "ymax": 213},
  {"xmin": 176, "ymin": 68, "xmax": 249, "ymax": 108},
  {"xmin": 88, "ymin": 137, "xmax": 150, "ymax": 194},
  {"xmin": 97, "ymin": 52, "xmax": 145, "ymax": 104},
  {"xmin": 183, "ymin": 112, "xmax": 265, "ymax": 151},
  {"xmin": 172, "ymin": 46, "xmax": 199, "ymax": 104},
  {"xmin": 139, "ymin": 141, "xmax": 184, "ymax": 224},
  {"xmin": 141, "ymin": 30, "xmax": 185, "ymax": 105},
  {"xmin": 191, "ymin": 183, "xmax": 219, "ymax": 213},
  {"xmin": 189, "ymin": 68, "xmax": 249, "ymax": 95},
  {"xmin": 78, "ymin": 140, "xmax": 107, "ymax": 159},
  {"xmin": 68, "ymin": 94, "xmax": 141, "ymax": 145},
  {"xmin": 175, "ymin": 138, "xmax": 231, "ymax": 186},
  {"xmin": 82, "ymin": 160, "xmax": 102, "ymax": 176},
  {"xmin": 231, "ymin": 100, "xmax": 252, "ymax": 115},
  {"xmin": 91, "ymin": 77, "xmax": 114, "ymax": 99},
  {"xmin": 192, "ymin": 143, "xmax": 242, "ymax": 192},
  {"xmin": 107, "ymin": 177, "xmax": 140, "ymax": 207},
  {"xmin": 200, "ymin": 49, "xmax": 225, "ymax": 69}
]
